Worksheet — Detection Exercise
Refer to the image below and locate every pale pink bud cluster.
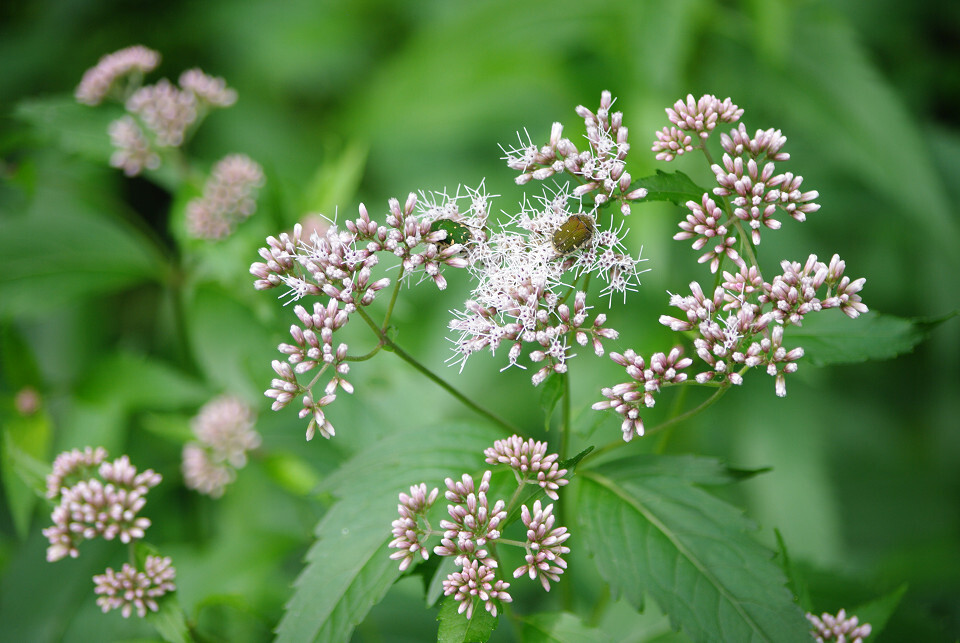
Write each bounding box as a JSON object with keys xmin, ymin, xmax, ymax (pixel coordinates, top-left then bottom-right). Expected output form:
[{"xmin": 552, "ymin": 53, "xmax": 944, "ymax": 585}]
[
  {"xmin": 78, "ymin": 47, "xmax": 242, "ymax": 178},
  {"xmin": 711, "ymin": 152, "xmax": 819, "ymax": 245},
  {"xmin": 676, "ymin": 193, "xmax": 745, "ymax": 273},
  {"xmin": 178, "ymin": 68, "xmax": 238, "ymax": 107},
  {"xmin": 186, "ymin": 154, "xmax": 265, "ymax": 240},
  {"xmin": 250, "ymin": 223, "xmax": 306, "ymax": 291},
  {"xmin": 75, "ymin": 45, "xmax": 160, "ymax": 105},
  {"xmin": 126, "ymin": 78, "xmax": 198, "ymax": 147},
  {"xmin": 806, "ymin": 609, "xmax": 872, "ymax": 643},
  {"xmin": 43, "ymin": 450, "xmax": 162, "ymax": 562},
  {"xmin": 483, "ymin": 435, "xmax": 568, "ymax": 500},
  {"xmin": 652, "ymin": 94, "xmax": 743, "ymax": 160},
  {"xmin": 647, "ymin": 255, "xmax": 866, "ymax": 401},
  {"xmin": 254, "ymin": 193, "xmax": 477, "ymax": 441},
  {"xmin": 594, "ymin": 347, "xmax": 693, "ymax": 441},
  {"xmin": 389, "ymin": 483, "xmax": 440, "ymax": 571},
  {"xmin": 760, "ymin": 254, "xmax": 868, "ymax": 323},
  {"xmin": 93, "ymin": 555, "xmax": 176, "ymax": 619},
  {"xmin": 512, "ymin": 500, "xmax": 571, "ymax": 591},
  {"xmin": 442, "ymin": 559, "xmax": 513, "ymax": 619},
  {"xmin": 108, "ymin": 116, "xmax": 161, "ymax": 177},
  {"xmin": 389, "ymin": 436, "xmax": 572, "ymax": 617},
  {"xmin": 182, "ymin": 395, "xmax": 261, "ymax": 497},
  {"xmin": 653, "ymin": 96, "xmax": 820, "ymax": 260},
  {"xmin": 46, "ymin": 446, "xmax": 108, "ymax": 499}
]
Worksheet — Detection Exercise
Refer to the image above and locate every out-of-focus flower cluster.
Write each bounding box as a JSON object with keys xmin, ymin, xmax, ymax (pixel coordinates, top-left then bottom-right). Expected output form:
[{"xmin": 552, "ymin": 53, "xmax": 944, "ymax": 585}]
[
  {"xmin": 182, "ymin": 395, "xmax": 261, "ymax": 498},
  {"xmin": 251, "ymin": 190, "xmax": 485, "ymax": 440},
  {"xmin": 78, "ymin": 46, "xmax": 261, "ymax": 241},
  {"xmin": 388, "ymin": 435, "xmax": 570, "ymax": 620},
  {"xmin": 43, "ymin": 448, "xmax": 162, "ymax": 562},
  {"xmin": 93, "ymin": 555, "xmax": 176, "ymax": 619},
  {"xmin": 43, "ymin": 447, "xmax": 176, "ymax": 618},
  {"xmin": 186, "ymin": 154, "xmax": 265, "ymax": 240},
  {"xmin": 594, "ymin": 95, "xmax": 869, "ymax": 442},
  {"xmin": 806, "ymin": 609, "xmax": 872, "ymax": 643}
]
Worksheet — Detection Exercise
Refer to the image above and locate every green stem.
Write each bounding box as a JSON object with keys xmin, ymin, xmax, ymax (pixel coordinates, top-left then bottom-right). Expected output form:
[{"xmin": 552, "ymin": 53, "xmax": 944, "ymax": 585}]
[
  {"xmin": 354, "ymin": 307, "xmax": 520, "ymax": 435},
  {"xmin": 584, "ymin": 384, "xmax": 730, "ymax": 464}
]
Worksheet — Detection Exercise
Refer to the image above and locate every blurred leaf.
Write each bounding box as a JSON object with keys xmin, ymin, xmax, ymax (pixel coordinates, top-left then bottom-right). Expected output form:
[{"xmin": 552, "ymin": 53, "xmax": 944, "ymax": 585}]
[
  {"xmin": 576, "ymin": 455, "xmax": 810, "ymax": 642},
  {"xmin": 848, "ymin": 584, "xmax": 908, "ymax": 641},
  {"xmin": 261, "ymin": 451, "xmax": 322, "ymax": 496},
  {"xmin": 1, "ymin": 413, "xmax": 52, "ymax": 538},
  {"xmin": 301, "ymin": 140, "xmax": 369, "ymax": 215},
  {"xmin": 14, "ymin": 96, "xmax": 118, "ymax": 164},
  {"xmin": 747, "ymin": 10, "xmax": 959, "ymax": 248},
  {"xmin": 0, "ymin": 210, "xmax": 166, "ymax": 318},
  {"xmin": 519, "ymin": 611, "xmax": 614, "ymax": 643},
  {"xmin": 148, "ymin": 594, "xmax": 191, "ymax": 643},
  {"xmin": 539, "ymin": 373, "xmax": 564, "ymax": 432},
  {"xmin": 275, "ymin": 421, "xmax": 503, "ymax": 643},
  {"xmin": 76, "ymin": 352, "xmax": 208, "ymax": 413},
  {"xmin": 634, "ymin": 170, "xmax": 707, "ymax": 206},
  {"xmin": 140, "ymin": 413, "xmax": 195, "ymax": 444},
  {"xmin": 436, "ymin": 595, "xmax": 497, "ymax": 643},
  {"xmin": 788, "ymin": 311, "xmax": 950, "ymax": 366},
  {"xmin": 184, "ymin": 283, "xmax": 276, "ymax": 399}
]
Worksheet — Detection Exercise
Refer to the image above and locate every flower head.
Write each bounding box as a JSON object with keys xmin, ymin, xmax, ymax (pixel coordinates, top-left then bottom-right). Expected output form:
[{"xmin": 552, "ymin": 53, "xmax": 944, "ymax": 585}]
[
  {"xmin": 484, "ymin": 435, "xmax": 568, "ymax": 500},
  {"xmin": 93, "ymin": 555, "xmax": 176, "ymax": 618},
  {"xmin": 806, "ymin": 609, "xmax": 872, "ymax": 643},
  {"xmin": 76, "ymin": 45, "xmax": 160, "ymax": 105},
  {"xmin": 186, "ymin": 154, "xmax": 265, "ymax": 240},
  {"xmin": 43, "ymin": 450, "xmax": 162, "ymax": 562}
]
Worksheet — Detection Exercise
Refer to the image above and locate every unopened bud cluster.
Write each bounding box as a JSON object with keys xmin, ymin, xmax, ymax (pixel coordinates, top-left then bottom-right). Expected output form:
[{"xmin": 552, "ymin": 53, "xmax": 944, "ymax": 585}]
[
  {"xmin": 388, "ymin": 435, "xmax": 571, "ymax": 620},
  {"xmin": 806, "ymin": 609, "xmax": 872, "ymax": 643},
  {"xmin": 595, "ymin": 94, "xmax": 868, "ymax": 441},
  {"xmin": 43, "ymin": 447, "xmax": 175, "ymax": 618},
  {"xmin": 77, "ymin": 46, "xmax": 238, "ymax": 178},
  {"xmin": 182, "ymin": 395, "xmax": 261, "ymax": 497}
]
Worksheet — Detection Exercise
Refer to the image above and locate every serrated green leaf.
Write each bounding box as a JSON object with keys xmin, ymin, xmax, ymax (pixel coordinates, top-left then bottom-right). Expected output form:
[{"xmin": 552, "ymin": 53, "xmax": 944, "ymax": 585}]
[
  {"xmin": 437, "ymin": 595, "xmax": 498, "ymax": 643},
  {"xmin": 589, "ymin": 453, "xmax": 765, "ymax": 486},
  {"xmin": 275, "ymin": 422, "xmax": 504, "ymax": 643},
  {"xmin": 633, "ymin": 170, "xmax": 708, "ymax": 207},
  {"xmin": 787, "ymin": 311, "xmax": 944, "ymax": 366},
  {"xmin": 519, "ymin": 611, "xmax": 614, "ymax": 643},
  {"xmin": 576, "ymin": 456, "xmax": 810, "ymax": 642}
]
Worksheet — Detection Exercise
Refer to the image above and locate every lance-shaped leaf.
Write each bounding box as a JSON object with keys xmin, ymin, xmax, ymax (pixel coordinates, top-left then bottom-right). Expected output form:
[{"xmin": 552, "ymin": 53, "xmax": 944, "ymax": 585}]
[{"xmin": 576, "ymin": 455, "xmax": 810, "ymax": 642}]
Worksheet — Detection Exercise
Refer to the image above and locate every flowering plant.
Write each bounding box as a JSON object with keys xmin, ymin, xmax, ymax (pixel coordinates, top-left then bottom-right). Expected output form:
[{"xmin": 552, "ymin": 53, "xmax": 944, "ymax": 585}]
[{"xmin": 4, "ymin": 36, "xmax": 945, "ymax": 642}]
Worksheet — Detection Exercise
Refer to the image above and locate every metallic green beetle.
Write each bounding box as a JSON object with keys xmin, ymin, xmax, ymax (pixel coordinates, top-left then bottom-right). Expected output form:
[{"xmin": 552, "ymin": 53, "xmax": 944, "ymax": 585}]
[{"xmin": 551, "ymin": 214, "xmax": 596, "ymax": 256}]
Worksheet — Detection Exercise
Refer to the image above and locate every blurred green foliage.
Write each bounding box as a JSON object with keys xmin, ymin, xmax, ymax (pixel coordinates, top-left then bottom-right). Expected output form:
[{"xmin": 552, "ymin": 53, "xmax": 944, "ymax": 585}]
[{"xmin": 1, "ymin": 0, "xmax": 958, "ymax": 641}]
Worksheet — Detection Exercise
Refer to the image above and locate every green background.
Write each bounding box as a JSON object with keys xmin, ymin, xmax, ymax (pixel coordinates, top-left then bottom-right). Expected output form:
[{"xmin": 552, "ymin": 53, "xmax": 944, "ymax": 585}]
[{"xmin": 1, "ymin": 0, "xmax": 958, "ymax": 640}]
